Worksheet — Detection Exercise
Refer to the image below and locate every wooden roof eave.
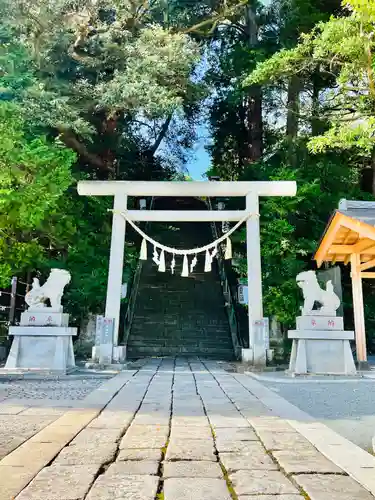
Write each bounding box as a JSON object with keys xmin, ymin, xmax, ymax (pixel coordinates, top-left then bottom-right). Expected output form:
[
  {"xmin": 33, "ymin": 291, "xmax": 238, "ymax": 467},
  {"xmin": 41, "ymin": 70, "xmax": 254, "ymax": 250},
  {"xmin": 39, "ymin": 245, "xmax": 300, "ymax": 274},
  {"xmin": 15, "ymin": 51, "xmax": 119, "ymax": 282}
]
[
  {"xmin": 314, "ymin": 211, "xmax": 345, "ymax": 267},
  {"xmin": 314, "ymin": 212, "xmax": 375, "ymax": 267}
]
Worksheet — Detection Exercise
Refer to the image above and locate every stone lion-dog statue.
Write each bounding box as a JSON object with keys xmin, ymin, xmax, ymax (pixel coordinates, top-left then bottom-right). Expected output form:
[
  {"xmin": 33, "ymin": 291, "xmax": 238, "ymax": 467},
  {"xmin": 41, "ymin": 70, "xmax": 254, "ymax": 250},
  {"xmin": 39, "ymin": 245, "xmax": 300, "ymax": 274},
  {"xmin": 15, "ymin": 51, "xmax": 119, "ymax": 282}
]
[
  {"xmin": 25, "ymin": 269, "xmax": 71, "ymax": 311},
  {"xmin": 296, "ymin": 270, "xmax": 340, "ymax": 316}
]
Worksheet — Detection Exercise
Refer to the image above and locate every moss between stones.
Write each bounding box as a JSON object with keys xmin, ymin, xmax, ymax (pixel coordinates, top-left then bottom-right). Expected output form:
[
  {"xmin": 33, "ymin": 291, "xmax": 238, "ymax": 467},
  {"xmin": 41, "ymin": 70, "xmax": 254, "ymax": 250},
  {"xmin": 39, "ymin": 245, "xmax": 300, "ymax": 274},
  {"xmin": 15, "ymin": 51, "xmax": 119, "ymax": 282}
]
[{"xmin": 219, "ymin": 462, "xmax": 239, "ymax": 500}]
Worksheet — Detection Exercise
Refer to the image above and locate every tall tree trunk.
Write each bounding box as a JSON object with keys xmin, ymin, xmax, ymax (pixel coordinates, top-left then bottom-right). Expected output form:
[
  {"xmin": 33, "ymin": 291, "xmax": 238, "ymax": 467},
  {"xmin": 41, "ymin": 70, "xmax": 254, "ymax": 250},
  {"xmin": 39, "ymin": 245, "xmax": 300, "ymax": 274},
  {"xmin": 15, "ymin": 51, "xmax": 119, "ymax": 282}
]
[
  {"xmin": 247, "ymin": 87, "xmax": 262, "ymax": 161},
  {"xmin": 286, "ymin": 75, "xmax": 300, "ymax": 166},
  {"xmin": 245, "ymin": 4, "xmax": 263, "ymax": 162},
  {"xmin": 372, "ymin": 149, "xmax": 375, "ymax": 196},
  {"xmin": 311, "ymin": 76, "xmax": 321, "ymax": 136},
  {"xmin": 286, "ymin": 75, "xmax": 300, "ymax": 139}
]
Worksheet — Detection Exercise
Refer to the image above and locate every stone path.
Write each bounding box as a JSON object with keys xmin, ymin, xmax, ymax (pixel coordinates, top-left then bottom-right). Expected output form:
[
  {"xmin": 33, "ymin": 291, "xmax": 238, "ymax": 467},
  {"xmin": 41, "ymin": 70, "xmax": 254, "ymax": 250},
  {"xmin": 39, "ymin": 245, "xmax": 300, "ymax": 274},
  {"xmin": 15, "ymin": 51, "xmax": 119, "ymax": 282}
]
[
  {"xmin": 1, "ymin": 358, "xmax": 375, "ymax": 499},
  {"xmin": 250, "ymin": 371, "xmax": 375, "ymax": 451}
]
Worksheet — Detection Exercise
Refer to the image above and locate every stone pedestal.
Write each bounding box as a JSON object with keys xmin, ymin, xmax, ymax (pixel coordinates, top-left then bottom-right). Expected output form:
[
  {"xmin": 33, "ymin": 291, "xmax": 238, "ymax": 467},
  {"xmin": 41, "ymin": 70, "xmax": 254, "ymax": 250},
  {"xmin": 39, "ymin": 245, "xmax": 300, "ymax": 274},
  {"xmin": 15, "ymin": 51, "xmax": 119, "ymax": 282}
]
[
  {"xmin": 288, "ymin": 316, "xmax": 356, "ymax": 375},
  {"xmin": 4, "ymin": 309, "xmax": 77, "ymax": 374}
]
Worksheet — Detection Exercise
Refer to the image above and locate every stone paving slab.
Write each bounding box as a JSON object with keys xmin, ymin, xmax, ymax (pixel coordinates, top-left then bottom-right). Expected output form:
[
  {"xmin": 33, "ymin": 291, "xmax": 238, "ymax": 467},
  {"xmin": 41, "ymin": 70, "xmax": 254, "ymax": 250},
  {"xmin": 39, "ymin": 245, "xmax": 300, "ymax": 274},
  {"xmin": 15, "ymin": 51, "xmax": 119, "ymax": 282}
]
[
  {"xmin": 213, "ymin": 427, "xmax": 258, "ymax": 442},
  {"xmin": 272, "ymin": 448, "xmax": 343, "ymax": 474},
  {"xmin": 256, "ymin": 429, "xmax": 314, "ymax": 451},
  {"xmin": 237, "ymin": 496, "xmax": 304, "ymax": 500},
  {"xmin": 292, "ymin": 473, "xmax": 375, "ymax": 500},
  {"xmin": 0, "ymin": 440, "xmax": 63, "ymax": 467},
  {"xmin": 0, "ymin": 415, "xmax": 56, "ymax": 438},
  {"xmin": 164, "ymin": 477, "xmax": 231, "ymax": 500},
  {"xmin": 2, "ymin": 359, "xmax": 375, "ymax": 500},
  {"xmin": 87, "ymin": 410, "xmax": 134, "ymax": 430},
  {"xmin": 0, "ymin": 436, "xmax": 26, "ymax": 460},
  {"xmin": 0, "ymin": 370, "xmax": 140, "ymax": 499},
  {"xmin": 20, "ymin": 407, "xmax": 67, "ymax": 417},
  {"xmin": 107, "ymin": 460, "xmax": 159, "ymax": 476},
  {"xmin": 0, "ymin": 466, "xmax": 35, "ymax": 500},
  {"xmin": 220, "ymin": 448, "xmax": 279, "ymax": 472},
  {"xmin": 16, "ymin": 464, "xmax": 100, "ymax": 500},
  {"xmin": 133, "ymin": 414, "xmax": 170, "ymax": 426},
  {"xmin": 119, "ymin": 424, "xmax": 169, "ymax": 449},
  {"xmin": 210, "ymin": 415, "xmax": 250, "ymax": 428},
  {"xmin": 166, "ymin": 439, "xmax": 216, "ymax": 461},
  {"xmin": 230, "ymin": 470, "xmax": 300, "ymax": 496},
  {"xmin": 171, "ymin": 416, "xmax": 209, "ymax": 427},
  {"xmin": 117, "ymin": 448, "xmax": 163, "ymax": 461},
  {"xmin": 169, "ymin": 425, "xmax": 212, "ymax": 440},
  {"xmin": 215, "ymin": 439, "xmax": 258, "ymax": 453},
  {"xmin": 0, "ymin": 404, "xmax": 28, "ymax": 415},
  {"xmin": 86, "ymin": 473, "xmax": 159, "ymax": 499},
  {"xmin": 71, "ymin": 428, "xmax": 123, "ymax": 445},
  {"xmin": 163, "ymin": 460, "xmax": 224, "ymax": 478},
  {"xmin": 242, "ymin": 373, "xmax": 375, "ymax": 497},
  {"xmin": 54, "ymin": 442, "xmax": 117, "ymax": 465},
  {"xmin": 28, "ymin": 423, "xmax": 82, "ymax": 444},
  {"xmin": 247, "ymin": 416, "xmax": 297, "ymax": 433}
]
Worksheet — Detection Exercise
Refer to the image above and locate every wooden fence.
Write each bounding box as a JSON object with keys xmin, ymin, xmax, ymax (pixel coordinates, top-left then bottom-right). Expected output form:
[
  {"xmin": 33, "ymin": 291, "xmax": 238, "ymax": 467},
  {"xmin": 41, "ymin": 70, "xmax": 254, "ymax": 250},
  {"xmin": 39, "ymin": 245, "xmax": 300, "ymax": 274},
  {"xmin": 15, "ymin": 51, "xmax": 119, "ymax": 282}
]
[{"xmin": 0, "ymin": 277, "xmax": 30, "ymax": 353}]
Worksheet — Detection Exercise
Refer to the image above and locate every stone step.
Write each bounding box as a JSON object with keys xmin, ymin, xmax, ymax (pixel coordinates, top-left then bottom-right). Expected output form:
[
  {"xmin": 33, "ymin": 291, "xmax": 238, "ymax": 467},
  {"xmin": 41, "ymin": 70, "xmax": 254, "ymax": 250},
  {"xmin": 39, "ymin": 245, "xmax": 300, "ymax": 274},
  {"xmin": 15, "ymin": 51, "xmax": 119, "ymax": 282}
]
[
  {"xmin": 130, "ymin": 325, "xmax": 231, "ymax": 334},
  {"xmin": 129, "ymin": 331, "xmax": 234, "ymax": 340},
  {"xmin": 127, "ymin": 346, "xmax": 235, "ymax": 360},
  {"xmin": 127, "ymin": 216, "xmax": 235, "ymax": 360},
  {"xmin": 128, "ymin": 339, "xmax": 234, "ymax": 348}
]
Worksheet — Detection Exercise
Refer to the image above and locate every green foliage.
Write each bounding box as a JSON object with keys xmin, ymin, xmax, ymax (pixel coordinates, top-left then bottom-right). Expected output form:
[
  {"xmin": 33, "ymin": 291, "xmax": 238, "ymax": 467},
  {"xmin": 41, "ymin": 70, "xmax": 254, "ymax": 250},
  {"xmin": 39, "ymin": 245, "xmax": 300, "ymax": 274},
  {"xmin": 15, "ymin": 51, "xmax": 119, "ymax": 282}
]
[
  {"xmin": 0, "ymin": 0, "xmax": 210, "ymax": 327},
  {"xmin": 0, "ymin": 0, "xmax": 203, "ymax": 174},
  {"xmin": 228, "ymin": 147, "xmax": 364, "ymax": 326},
  {"xmin": 0, "ymin": 101, "xmax": 75, "ymax": 287},
  {"xmin": 207, "ymin": 0, "xmax": 375, "ymax": 336},
  {"xmin": 245, "ymin": 0, "xmax": 375, "ymax": 155}
]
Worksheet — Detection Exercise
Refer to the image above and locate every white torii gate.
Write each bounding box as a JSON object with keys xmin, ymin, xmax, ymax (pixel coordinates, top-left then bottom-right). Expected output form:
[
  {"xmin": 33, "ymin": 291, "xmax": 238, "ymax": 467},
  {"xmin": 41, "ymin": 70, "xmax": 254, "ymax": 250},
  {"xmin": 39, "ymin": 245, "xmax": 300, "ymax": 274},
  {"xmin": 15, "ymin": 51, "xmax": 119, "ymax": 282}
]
[{"xmin": 77, "ymin": 180, "xmax": 297, "ymax": 364}]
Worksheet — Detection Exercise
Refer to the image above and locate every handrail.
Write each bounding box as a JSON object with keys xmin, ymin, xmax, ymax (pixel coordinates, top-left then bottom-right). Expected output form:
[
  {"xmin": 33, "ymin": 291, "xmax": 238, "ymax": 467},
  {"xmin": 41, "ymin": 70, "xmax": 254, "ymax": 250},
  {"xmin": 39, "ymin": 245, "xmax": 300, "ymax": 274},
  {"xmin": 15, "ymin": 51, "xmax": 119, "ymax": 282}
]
[
  {"xmin": 207, "ymin": 198, "xmax": 247, "ymax": 357},
  {"xmin": 122, "ymin": 197, "xmax": 155, "ymax": 345}
]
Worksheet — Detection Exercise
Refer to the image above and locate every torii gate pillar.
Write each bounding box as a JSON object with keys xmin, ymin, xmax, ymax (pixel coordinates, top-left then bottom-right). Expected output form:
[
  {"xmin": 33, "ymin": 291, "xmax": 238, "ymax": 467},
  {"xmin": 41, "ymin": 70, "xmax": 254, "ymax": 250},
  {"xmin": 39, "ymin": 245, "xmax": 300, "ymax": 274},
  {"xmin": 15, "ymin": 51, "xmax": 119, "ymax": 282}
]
[
  {"xmin": 78, "ymin": 180, "xmax": 297, "ymax": 364},
  {"xmin": 245, "ymin": 193, "xmax": 265, "ymax": 365}
]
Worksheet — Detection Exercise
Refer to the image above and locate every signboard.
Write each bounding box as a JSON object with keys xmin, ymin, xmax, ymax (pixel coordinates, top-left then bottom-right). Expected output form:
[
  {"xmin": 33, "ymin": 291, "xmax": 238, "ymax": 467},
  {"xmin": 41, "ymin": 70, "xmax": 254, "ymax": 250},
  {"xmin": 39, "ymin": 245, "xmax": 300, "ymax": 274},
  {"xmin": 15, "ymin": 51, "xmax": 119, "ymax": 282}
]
[
  {"xmin": 95, "ymin": 315, "xmax": 103, "ymax": 346},
  {"xmin": 238, "ymin": 285, "xmax": 248, "ymax": 305},
  {"xmin": 101, "ymin": 317, "xmax": 114, "ymax": 345},
  {"xmin": 253, "ymin": 318, "xmax": 270, "ymax": 350},
  {"xmin": 98, "ymin": 317, "xmax": 114, "ymax": 365},
  {"xmin": 121, "ymin": 283, "xmax": 128, "ymax": 299}
]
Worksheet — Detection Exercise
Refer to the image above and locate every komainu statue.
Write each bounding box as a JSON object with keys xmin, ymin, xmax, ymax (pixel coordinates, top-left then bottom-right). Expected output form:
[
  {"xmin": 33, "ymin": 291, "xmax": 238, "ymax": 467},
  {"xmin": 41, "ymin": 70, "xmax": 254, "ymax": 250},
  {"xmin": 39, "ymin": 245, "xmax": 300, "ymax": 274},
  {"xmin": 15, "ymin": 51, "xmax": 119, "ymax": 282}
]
[
  {"xmin": 296, "ymin": 270, "xmax": 340, "ymax": 316},
  {"xmin": 25, "ymin": 269, "xmax": 71, "ymax": 311}
]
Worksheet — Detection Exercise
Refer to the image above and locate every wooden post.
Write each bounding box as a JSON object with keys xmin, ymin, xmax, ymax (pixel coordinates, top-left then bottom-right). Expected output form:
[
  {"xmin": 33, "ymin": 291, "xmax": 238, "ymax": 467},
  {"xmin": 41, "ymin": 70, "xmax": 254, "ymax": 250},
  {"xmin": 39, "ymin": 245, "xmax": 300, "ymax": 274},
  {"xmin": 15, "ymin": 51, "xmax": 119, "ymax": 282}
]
[
  {"xmin": 350, "ymin": 253, "xmax": 368, "ymax": 368},
  {"xmin": 105, "ymin": 194, "xmax": 127, "ymax": 348},
  {"xmin": 8, "ymin": 277, "xmax": 17, "ymax": 325},
  {"xmin": 246, "ymin": 193, "xmax": 266, "ymax": 365}
]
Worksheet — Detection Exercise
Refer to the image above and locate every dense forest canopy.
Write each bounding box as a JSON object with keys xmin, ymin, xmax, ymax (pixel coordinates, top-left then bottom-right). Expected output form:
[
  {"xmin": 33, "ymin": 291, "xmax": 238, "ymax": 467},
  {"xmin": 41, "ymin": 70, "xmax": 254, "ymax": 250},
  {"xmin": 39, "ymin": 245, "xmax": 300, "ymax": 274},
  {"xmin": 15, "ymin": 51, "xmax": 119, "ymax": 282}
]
[{"xmin": 1, "ymin": 0, "xmax": 375, "ymax": 338}]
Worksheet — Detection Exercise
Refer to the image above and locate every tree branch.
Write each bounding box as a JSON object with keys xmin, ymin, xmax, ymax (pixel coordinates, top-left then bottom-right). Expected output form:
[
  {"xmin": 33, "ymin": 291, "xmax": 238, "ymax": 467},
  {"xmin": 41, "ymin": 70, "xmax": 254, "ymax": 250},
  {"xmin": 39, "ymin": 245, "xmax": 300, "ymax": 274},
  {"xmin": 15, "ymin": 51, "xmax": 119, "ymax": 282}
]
[
  {"xmin": 183, "ymin": 0, "xmax": 248, "ymax": 35},
  {"xmin": 59, "ymin": 131, "xmax": 114, "ymax": 172},
  {"xmin": 149, "ymin": 114, "xmax": 173, "ymax": 156}
]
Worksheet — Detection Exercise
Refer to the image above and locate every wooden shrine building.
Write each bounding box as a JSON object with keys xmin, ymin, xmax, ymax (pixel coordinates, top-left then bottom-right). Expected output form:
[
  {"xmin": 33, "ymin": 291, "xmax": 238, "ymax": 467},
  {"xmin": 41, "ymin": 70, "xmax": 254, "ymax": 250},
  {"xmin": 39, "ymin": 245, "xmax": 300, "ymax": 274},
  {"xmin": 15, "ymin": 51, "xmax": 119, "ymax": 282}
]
[{"xmin": 315, "ymin": 199, "xmax": 375, "ymax": 368}]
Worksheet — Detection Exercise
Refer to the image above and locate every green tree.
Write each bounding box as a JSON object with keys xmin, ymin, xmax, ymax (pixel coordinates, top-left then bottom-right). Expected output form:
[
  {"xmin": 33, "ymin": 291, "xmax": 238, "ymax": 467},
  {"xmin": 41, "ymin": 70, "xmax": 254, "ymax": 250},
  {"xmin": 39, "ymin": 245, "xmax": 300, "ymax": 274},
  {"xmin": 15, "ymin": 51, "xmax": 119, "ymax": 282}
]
[
  {"xmin": 245, "ymin": 0, "xmax": 375, "ymax": 193},
  {"xmin": 206, "ymin": 0, "xmax": 371, "ymax": 333},
  {"xmin": 1, "ymin": 0, "xmax": 203, "ymax": 178},
  {"xmin": 0, "ymin": 101, "xmax": 76, "ymax": 286}
]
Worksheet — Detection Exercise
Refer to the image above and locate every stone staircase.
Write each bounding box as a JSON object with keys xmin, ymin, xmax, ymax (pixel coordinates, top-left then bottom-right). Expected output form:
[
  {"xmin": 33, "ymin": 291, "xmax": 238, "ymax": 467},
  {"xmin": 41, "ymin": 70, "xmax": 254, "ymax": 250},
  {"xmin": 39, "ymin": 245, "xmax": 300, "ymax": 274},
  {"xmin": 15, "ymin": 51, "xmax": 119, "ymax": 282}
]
[{"xmin": 126, "ymin": 201, "xmax": 235, "ymax": 360}]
